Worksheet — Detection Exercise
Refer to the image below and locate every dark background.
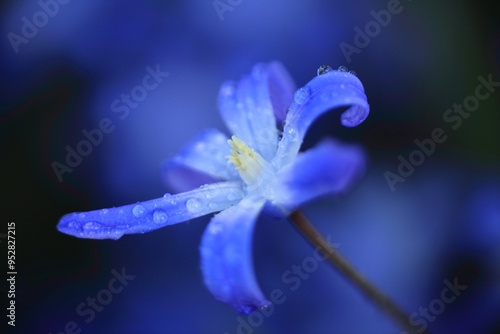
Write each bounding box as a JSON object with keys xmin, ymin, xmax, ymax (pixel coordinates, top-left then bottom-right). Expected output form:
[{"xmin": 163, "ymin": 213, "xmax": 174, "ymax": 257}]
[{"xmin": 1, "ymin": 0, "xmax": 499, "ymax": 333}]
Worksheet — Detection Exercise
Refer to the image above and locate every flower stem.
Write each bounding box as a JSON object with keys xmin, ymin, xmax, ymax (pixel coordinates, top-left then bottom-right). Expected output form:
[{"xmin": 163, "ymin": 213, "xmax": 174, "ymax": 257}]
[{"xmin": 289, "ymin": 210, "xmax": 429, "ymax": 334}]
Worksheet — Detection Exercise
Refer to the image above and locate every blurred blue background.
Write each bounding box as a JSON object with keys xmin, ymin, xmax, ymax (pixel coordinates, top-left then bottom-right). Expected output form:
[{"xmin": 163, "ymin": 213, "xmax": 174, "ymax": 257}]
[{"xmin": 1, "ymin": 0, "xmax": 499, "ymax": 333}]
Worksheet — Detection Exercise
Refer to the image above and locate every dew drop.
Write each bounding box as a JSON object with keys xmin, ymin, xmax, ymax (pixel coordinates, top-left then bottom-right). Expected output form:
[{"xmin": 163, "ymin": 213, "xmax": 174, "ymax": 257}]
[
  {"xmin": 287, "ymin": 124, "xmax": 299, "ymax": 142},
  {"xmin": 208, "ymin": 202, "xmax": 217, "ymax": 210},
  {"xmin": 186, "ymin": 198, "xmax": 203, "ymax": 213},
  {"xmin": 195, "ymin": 142, "xmax": 206, "ymax": 151},
  {"xmin": 79, "ymin": 213, "xmax": 86, "ymax": 219},
  {"xmin": 338, "ymin": 66, "xmax": 348, "ymax": 72},
  {"xmin": 153, "ymin": 209, "xmax": 168, "ymax": 224},
  {"xmin": 349, "ymin": 70, "xmax": 357, "ymax": 76},
  {"xmin": 209, "ymin": 221, "xmax": 223, "ymax": 234},
  {"xmin": 67, "ymin": 221, "xmax": 79, "ymax": 229},
  {"xmin": 163, "ymin": 193, "xmax": 172, "ymax": 199},
  {"xmin": 293, "ymin": 86, "xmax": 311, "ymax": 105},
  {"xmin": 317, "ymin": 64, "xmax": 333, "ymax": 76},
  {"xmin": 132, "ymin": 204, "xmax": 146, "ymax": 218},
  {"xmin": 220, "ymin": 81, "xmax": 236, "ymax": 97},
  {"xmin": 227, "ymin": 192, "xmax": 241, "ymax": 202},
  {"xmin": 83, "ymin": 222, "xmax": 101, "ymax": 232}
]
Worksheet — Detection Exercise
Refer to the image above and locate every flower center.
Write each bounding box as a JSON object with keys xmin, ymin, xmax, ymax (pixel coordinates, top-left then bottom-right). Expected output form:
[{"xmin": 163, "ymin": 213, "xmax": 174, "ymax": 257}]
[{"xmin": 227, "ymin": 136, "xmax": 268, "ymax": 186}]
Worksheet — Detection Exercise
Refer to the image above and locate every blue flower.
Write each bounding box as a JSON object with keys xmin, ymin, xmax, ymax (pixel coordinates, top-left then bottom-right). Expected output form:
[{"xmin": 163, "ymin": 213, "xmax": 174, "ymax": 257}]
[{"xmin": 57, "ymin": 62, "xmax": 369, "ymax": 314}]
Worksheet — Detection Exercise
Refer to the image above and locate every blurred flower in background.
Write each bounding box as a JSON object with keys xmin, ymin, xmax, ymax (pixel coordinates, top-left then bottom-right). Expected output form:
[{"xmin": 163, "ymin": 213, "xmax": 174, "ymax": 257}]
[{"xmin": 1, "ymin": 0, "xmax": 498, "ymax": 333}]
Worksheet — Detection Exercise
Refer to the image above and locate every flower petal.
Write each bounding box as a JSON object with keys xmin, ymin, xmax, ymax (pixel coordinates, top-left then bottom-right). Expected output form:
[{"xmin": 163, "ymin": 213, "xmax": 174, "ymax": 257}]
[
  {"xmin": 218, "ymin": 62, "xmax": 294, "ymax": 161},
  {"xmin": 266, "ymin": 61, "xmax": 296, "ymax": 125},
  {"xmin": 161, "ymin": 129, "xmax": 240, "ymax": 193},
  {"xmin": 200, "ymin": 196, "xmax": 270, "ymax": 314},
  {"xmin": 57, "ymin": 181, "xmax": 245, "ymax": 240},
  {"xmin": 270, "ymin": 139, "xmax": 366, "ymax": 213},
  {"xmin": 274, "ymin": 69, "xmax": 369, "ymax": 168}
]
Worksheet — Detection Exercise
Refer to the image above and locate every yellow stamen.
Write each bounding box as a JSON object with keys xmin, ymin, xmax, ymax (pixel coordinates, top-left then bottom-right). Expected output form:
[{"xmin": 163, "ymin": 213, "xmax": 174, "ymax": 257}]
[{"xmin": 226, "ymin": 136, "xmax": 267, "ymax": 185}]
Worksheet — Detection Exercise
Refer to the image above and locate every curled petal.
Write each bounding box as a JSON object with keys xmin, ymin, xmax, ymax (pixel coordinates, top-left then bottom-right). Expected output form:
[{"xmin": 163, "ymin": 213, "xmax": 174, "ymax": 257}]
[
  {"xmin": 57, "ymin": 181, "xmax": 245, "ymax": 240},
  {"xmin": 275, "ymin": 70, "xmax": 369, "ymax": 168},
  {"xmin": 271, "ymin": 139, "xmax": 366, "ymax": 213},
  {"xmin": 200, "ymin": 197, "xmax": 270, "ymax": 314},
  {"xmin": 218, "ymin": 62, "xmax": 294, "ymax": 161},
  {"xmin": 161, "ymin": 129, "xmax": 240, "ymax": 193}
]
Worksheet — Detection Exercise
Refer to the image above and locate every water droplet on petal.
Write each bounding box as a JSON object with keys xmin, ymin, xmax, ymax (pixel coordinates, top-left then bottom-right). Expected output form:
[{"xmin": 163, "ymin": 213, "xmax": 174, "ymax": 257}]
[
  {"xmin": 67, "ymin": 221, "xmax": 79, "ymax": 229},
  {"xmin": 163, "ymin": 193, "xmax": 172, "ymax": 199},
  {"xmin": 293, "ymin": 86, "xmax": 311, "ymax": 105},
  {"xmin": 208, "ymin": 202, "xmax": 217, "ymax": 210},
  {"xmin": 317, "ymin": 64, "xmax": 333, "ymax": 76},
  {"xmin": 102, "ymin": 209, "xmax": 109, "ymax": 214},
  {"xmin": 153, "ymin": 210, "xmax": 168, "ymax": 224},
  {"xmin": 209, "ymin": 221, "xmax": 223, "ymax": 234},
  {"xmin": 83, "ymin": 222, "xmax": 101, "ymax": 232},
  {"xmin": 338, "ymin": 66, "xmax": 348, "ymax": 72},
  {"xmin": 287, "ymin": 124, "xmax": 299, "ymax": 142},
  {"xmin": 186, "ymin": 198, "xmax": 203, "ymax": 213},
  {"xmin": 195, "ymin": 142, "xmax": 206, "ymax": 151},
  {"xmin": 260, "ymin": 304, "xmax": 272, "ymax": 312},
  {"xmin": 227, "ymin": 192, "xmax": 242, "ymax": 202},
  {"xmin": 79, "ymin": 213, "xmax": 86, "ymax": 219},
  {"xmin": 132, "ymin": 204, "xmax": 146, "ymax": 218},
  {"xmin": 349, "ymin": 70, "xmax": 357, "ymax": 76},
  {"xmin": 220, "ymin": 81, "xmax": 236, "ymax": 97}
]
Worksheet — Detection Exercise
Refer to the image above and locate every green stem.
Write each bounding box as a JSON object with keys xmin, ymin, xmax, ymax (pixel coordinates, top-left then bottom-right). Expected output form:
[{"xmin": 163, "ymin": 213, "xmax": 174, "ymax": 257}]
[{"xmin": 289, "ymin": 210, "xmax": 429, "ymax": 334}]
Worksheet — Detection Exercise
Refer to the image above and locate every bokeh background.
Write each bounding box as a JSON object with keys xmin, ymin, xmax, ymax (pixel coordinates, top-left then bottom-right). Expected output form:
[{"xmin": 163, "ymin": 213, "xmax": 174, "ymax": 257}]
[{"xmin": 1, "ymin": 0, "xmax": 499, "ymax": 333}]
